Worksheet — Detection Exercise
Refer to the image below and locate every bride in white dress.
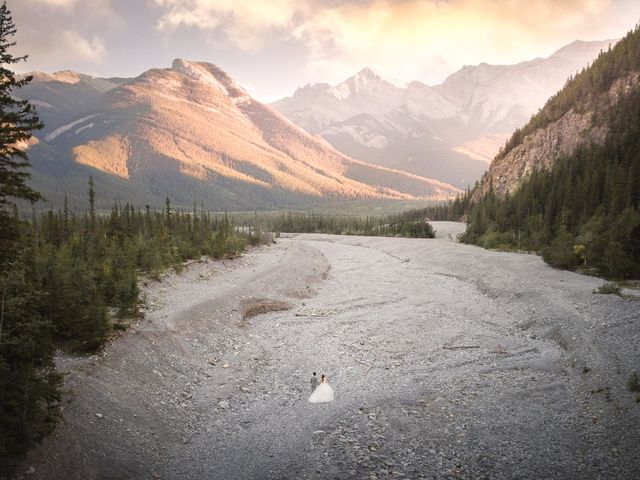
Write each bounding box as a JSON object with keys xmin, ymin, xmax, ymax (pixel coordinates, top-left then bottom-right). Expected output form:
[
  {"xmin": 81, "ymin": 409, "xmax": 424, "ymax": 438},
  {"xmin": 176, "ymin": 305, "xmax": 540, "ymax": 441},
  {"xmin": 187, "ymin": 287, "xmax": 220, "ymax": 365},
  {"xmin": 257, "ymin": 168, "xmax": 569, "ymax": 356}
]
[{"xmin": 308, "ymin": 374, "xmax": 334, "ymax": 403}]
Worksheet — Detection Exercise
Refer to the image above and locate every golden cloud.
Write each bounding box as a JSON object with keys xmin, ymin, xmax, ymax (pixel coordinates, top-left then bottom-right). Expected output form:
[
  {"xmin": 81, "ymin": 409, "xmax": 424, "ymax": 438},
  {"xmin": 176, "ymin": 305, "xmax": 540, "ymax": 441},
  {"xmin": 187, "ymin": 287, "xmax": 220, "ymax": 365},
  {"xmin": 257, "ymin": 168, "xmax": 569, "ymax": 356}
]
[
  {"xmin": 155, "ymin": 0, "xmax": 306, "ymax": 51},
  {"xmin": 155, "ymin": 0, "xmax": 629, "ymax": 84},
  {"xmin": 295, "ymin": 0, "xmax": 616, "ymax": 83}
]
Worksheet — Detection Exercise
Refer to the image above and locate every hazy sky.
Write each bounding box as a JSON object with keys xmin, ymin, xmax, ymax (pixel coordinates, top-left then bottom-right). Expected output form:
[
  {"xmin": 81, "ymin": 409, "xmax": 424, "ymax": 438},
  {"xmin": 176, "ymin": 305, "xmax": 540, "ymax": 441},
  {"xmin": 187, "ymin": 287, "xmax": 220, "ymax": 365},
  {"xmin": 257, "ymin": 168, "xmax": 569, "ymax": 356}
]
[{"xmin": 12, "ymin": 0, "xmax": 640, "ymax": 101}]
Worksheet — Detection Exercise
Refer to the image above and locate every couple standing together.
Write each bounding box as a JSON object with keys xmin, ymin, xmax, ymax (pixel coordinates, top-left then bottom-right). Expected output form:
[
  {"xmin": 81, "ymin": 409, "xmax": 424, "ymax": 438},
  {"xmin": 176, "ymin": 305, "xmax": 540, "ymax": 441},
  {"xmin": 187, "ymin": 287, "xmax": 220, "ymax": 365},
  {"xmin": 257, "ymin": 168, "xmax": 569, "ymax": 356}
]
[{"xmin": 308, "ymin": 372, "xmax": 334, "ymax": 403}]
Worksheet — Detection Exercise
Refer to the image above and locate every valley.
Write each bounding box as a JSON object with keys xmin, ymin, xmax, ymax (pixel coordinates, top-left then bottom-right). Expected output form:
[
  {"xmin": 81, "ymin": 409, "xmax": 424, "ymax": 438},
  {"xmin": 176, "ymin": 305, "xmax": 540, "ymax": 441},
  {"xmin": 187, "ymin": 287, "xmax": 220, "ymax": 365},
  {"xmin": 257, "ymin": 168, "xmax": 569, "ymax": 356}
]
[
  {"xmin": 4, "ymin": 3, "xmax": 640, "ymax": 479},
  {"xmin": 19, "ymin": 223, "xmax": 640, "ymax": 479}
]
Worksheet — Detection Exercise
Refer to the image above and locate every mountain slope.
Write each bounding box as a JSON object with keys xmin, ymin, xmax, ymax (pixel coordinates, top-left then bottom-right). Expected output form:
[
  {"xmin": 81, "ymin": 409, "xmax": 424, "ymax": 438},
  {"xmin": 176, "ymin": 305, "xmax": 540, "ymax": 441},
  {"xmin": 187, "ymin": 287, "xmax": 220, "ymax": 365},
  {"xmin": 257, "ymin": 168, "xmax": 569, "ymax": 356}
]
[
  {"xmin": 462, "ymin": 25, "xmax": 640, "ymax": 278},
  {"xmin": 473, "ymin": 37, "xmax": 638, "ymax": 201},
  {"xmin": 272, "ymin": 39, "xmax": 613, "ymax": 188},
  {"xmin": 21, "ymin": 60, "xmax": 460, "ymax": 210},
  {"xmin": 20, "ymin": 71, "xmax": 127, "ymax": 131},
  {"xmin": 271, "ymin": 68, "xmax": 406, "ymax": 133}
]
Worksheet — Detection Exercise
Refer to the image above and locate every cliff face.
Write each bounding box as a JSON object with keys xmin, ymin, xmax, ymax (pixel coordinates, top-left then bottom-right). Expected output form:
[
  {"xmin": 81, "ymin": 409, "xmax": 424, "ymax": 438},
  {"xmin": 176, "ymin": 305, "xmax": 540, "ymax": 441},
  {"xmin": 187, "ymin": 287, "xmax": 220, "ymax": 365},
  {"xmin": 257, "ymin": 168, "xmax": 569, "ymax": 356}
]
[{"xmin": 473, "ymin": 72, "xmax": 640, "ymax": 201}]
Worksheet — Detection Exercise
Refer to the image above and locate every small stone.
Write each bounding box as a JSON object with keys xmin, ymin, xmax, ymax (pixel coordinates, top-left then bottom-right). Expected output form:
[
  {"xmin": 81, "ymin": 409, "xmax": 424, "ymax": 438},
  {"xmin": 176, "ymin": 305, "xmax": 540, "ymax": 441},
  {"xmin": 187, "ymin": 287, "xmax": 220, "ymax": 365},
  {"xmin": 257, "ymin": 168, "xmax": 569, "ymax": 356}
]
[
  {"xmin": 95, "ymin": 413, "xmax": 104, "ymax": 419},
  {"xmin": 27, "ymin": 466, "xmax": 36, "ymax": 475},
  {"xmin": 223, "ymin": 363, "xmax": 229, "ymax": 368}
]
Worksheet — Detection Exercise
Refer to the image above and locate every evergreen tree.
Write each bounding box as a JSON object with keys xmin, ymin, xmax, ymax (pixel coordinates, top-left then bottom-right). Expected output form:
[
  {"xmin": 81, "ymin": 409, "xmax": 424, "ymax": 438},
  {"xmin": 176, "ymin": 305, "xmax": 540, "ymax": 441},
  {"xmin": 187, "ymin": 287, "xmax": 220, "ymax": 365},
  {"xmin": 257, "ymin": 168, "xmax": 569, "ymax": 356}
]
[
  {"xmin": 0, "ymin": 2, "xmax": 42, "ymax": 212},
  {"xmin": 88, "ymin": 176, "xmax": 96, "ymax": 233},
  {"xmin": 0, "ymin": 3, "xmax": 61, "ymax": 467}
]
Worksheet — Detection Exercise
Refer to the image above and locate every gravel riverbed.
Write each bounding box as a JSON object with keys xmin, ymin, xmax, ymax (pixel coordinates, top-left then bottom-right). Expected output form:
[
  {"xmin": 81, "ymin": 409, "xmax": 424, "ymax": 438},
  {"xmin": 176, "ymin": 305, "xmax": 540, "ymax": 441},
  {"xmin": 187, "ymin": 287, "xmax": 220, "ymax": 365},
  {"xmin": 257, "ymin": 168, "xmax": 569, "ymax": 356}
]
[{"xmin": 16, "ymin": 222, "xmax": 640, "ymax": 479}]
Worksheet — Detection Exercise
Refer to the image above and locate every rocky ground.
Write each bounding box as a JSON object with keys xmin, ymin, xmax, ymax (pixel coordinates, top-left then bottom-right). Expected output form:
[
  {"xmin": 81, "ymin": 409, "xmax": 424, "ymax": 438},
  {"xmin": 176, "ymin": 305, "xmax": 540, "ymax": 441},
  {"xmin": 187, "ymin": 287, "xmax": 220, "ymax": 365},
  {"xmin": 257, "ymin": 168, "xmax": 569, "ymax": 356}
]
[{"xmin": 15, "ymin": 222, "xmax": 640, "ymax": 479}]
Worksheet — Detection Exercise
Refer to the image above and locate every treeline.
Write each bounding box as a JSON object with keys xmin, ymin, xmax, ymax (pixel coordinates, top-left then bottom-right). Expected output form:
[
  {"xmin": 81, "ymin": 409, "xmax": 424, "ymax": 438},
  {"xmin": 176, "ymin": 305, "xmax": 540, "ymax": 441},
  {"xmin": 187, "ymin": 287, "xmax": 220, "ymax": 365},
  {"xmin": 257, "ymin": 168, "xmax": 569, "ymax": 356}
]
[
  {"xmin": 461, "ymin": 84, "xmax": 640, "ymax": 278},
  {"xmin": 1, "ymin": 178, "xmax": 263, "ymax": 462},
  {"xmin": 252, "ymin": 209, "xmax": 436, "ymax": 238},
  {"xmin": 498, "ymin": 24, "xmax": 640, "ymax": 159},
  {"xmin": 412, "ymin": 188, "xmax": 472, "ymax": 222}
]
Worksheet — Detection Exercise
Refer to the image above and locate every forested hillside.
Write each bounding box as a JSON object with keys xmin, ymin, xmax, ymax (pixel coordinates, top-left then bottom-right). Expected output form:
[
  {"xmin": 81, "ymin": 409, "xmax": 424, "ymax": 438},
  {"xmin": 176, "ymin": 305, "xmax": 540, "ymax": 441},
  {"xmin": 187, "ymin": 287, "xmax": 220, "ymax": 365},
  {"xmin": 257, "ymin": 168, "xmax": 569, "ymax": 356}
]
[
  {"xmin": 497, "ymin": 27, "xmax": 639, "ymax": 159},
  {"xmin": 0, "ymin": 4, "xmax": 269, "ymax": 463},
  {"xmin": 1, "ymin": 177, "xmax": 263, "ymax": 463},
  {"xmin": 461, "ymin": 25, "xmax": 640, "ymax": 278}
]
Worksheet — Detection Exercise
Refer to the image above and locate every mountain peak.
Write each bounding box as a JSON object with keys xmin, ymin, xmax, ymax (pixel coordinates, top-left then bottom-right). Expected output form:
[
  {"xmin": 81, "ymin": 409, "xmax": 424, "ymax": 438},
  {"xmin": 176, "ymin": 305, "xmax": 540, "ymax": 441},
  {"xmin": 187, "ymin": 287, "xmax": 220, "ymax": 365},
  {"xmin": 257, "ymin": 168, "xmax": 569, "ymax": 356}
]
[
  {"xmin": 356, "ymin": 67, "xmax": 378, "ymax": 78},
  {"xmin": 551, "ymin": 38, "xmax": 616, "ymax": 59},
  {"xmin": 170, "ymin": 58, "xmax": 250, "ymax": 103}
]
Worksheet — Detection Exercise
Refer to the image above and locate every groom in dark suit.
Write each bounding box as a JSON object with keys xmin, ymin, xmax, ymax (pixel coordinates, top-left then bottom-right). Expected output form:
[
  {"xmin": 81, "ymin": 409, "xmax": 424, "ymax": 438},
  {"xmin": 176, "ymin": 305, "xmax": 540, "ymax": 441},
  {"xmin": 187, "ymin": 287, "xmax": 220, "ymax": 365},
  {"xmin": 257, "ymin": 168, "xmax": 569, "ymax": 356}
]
[{"xmin": 310, "ymin": 372, "xmax": 318, "ymax": 392}]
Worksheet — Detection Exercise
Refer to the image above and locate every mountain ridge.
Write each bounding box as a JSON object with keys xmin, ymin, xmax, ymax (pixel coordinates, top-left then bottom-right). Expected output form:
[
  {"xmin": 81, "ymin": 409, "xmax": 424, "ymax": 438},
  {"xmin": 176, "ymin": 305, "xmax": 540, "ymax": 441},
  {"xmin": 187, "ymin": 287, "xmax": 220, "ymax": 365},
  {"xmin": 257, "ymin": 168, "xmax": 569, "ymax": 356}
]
[
  {"xmin": 19, "ymin": 59, "xmax": 461, "ymax": 210},
  {"xmin": 272, "ymin": 39, "xmax": 614, "ymax": 188},
  {"xmin": 461, "ymin": 25, "xmax": 640, "ymax": 278}
]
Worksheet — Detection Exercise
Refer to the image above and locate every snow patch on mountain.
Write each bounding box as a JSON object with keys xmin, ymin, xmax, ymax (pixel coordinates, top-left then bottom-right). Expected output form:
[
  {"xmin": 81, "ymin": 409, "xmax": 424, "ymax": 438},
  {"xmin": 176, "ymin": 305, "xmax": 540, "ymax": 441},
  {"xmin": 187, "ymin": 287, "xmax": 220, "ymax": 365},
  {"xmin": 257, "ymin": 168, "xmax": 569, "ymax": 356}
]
[
  {"xmin": 324, "ymin": 124, "xmax": 389, "ymax": 149},
  {"xmin": 75, "ymin": 123, "xmax": 95, "ymax": 135},
  {"xmin": 45, "ymin": 114, "xmax": 97, "ymax": 141}
]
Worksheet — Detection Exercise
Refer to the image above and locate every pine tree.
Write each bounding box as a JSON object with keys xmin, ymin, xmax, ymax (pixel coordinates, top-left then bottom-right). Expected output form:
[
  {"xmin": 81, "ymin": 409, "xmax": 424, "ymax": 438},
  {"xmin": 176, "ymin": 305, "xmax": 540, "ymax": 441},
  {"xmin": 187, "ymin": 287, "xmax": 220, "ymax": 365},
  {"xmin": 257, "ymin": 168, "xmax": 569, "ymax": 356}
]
[
  {"xmin": 0, "ymin": 2, "xmax": 42, "ymax": 212},
  {"xmin": 88, "ymin": 176, "xmax": 96, "ymax": 233},
  {"xmin": 0, "ymin": 4, "xmax": 62, "ymax": 466}
]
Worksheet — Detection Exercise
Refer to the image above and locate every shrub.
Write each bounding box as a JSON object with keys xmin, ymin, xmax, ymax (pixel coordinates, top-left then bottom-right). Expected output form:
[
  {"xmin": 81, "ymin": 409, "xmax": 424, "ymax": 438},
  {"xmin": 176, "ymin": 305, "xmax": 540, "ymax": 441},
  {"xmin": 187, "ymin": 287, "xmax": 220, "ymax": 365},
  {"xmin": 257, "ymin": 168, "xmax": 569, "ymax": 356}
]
[
  {"xmin": 594, "ymin": 282, "xmax": 622, "ymax": 296},
  {"xmin": 542, "ymin": 227, "xmax": 581, "ymax": 269},
  {"xmin": 628, "ymin": 372, "xmax": 640, "ymax": 392}
]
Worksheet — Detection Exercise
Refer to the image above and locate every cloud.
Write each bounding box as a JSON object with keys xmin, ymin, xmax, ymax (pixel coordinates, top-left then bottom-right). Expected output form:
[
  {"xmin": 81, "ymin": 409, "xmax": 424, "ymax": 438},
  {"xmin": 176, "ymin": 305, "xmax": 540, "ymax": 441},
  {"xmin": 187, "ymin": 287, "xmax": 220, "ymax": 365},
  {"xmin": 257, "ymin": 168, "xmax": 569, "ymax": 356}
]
[
  {"xmin": 293, "ymin": 0, "xmax": 618, "ymax": 84},
  {"xmin": 24, "ymin": 0, "xmax": 80, "ymax": 7},
  {"xmin": 60, "ymin": 30, "xmax": 106, "ymax": 63},
  {"xmin": 154, "ymin": 0, "xmax": 305, "ymax": 51},
  {"xmin": 152, "ymin": 0, "xmax": 632, "ymax": 86},
  {"xmin": 12, "ymin": 0, "xmax": 117, "ymax": 72},
  {"xmin": 15, "ymin": 29, "xmax": 107, "ymax": 71}
]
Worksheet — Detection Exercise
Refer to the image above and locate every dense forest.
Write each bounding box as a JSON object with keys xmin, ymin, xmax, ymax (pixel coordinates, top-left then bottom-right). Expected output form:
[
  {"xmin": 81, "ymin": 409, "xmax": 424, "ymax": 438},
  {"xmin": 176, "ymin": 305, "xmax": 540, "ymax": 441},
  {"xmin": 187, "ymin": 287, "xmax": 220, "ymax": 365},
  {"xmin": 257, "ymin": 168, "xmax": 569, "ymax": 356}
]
[
  {"xmin": 461, "ymin": 28, "xmax": 640, "ymax": 279},
  {"xmin": 1, "ymin": 180, "xmax": 264, "ymax": 462},
  {"xmin": 0, "ymin": 4, "xmax": 266, "ymax": 464},
  {"xmin": 252, "ymin": 209, "xmax": 438, "ymax": 238}
]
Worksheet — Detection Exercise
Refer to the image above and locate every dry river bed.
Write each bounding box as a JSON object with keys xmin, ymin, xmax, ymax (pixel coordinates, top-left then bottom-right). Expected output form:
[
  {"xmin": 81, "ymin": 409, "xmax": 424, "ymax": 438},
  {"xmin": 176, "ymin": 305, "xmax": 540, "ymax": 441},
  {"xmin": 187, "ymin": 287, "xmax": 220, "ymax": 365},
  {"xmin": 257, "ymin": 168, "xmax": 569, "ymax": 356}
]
[{"xmin": 16, "ymin": 222, "xmax": 640, "ymax": 479}]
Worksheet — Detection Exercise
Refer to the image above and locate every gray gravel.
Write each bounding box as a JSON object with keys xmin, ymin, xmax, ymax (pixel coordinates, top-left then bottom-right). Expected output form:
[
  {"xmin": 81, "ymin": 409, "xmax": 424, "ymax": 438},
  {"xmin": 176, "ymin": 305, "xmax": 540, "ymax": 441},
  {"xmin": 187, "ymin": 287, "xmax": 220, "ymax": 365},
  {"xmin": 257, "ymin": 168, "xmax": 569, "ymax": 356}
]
[{"xmin": 16, "ymin": 222, "xmax": 640, "ymax": 479}]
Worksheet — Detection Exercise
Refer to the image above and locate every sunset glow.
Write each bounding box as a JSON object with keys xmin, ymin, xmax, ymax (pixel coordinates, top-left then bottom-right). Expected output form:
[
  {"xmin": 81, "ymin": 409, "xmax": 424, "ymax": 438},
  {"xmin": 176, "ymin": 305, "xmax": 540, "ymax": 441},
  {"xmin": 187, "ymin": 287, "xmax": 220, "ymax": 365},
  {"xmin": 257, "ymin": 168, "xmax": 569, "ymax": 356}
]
[{"xmin": 14, "ymin": 0, "xmax": 640, "ymax": 99}]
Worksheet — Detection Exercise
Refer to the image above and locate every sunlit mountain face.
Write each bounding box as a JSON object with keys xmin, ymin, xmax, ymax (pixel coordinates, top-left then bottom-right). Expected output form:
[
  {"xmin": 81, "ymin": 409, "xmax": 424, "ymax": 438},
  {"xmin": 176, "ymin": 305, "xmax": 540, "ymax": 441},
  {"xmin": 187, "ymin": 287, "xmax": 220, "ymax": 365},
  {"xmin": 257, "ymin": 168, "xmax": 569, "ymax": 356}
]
[{"xmin": 19, "ymin": 59, "xmax": 461, "ymax": 209}]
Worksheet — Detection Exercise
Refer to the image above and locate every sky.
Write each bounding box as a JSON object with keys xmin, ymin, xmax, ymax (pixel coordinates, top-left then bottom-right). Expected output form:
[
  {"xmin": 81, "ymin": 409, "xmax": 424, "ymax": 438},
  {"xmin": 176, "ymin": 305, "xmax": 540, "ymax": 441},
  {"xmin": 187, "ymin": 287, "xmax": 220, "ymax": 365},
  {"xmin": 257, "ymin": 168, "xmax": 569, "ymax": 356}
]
[{"xmin": 12, "ymin": 0, "xmax": 640, "ymax": 102}]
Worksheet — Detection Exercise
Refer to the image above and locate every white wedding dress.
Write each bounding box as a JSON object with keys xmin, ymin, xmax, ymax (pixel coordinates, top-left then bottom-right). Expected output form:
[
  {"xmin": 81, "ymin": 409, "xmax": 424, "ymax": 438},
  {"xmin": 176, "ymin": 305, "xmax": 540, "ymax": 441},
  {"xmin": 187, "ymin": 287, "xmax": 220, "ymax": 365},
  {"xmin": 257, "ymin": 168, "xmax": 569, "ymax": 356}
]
[{"xmin": 308, "ymin": 381, "xmax": 334, "ymax": 403}]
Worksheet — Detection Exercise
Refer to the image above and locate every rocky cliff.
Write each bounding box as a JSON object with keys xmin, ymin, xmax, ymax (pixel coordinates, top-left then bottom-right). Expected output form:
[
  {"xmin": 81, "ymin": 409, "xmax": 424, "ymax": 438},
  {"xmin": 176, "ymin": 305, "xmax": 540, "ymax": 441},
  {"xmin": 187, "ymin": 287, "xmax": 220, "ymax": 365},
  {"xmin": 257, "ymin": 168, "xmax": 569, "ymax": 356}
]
[{"xmin": 473, "ymin": 72, "xmax": 640, "ymax": 201}]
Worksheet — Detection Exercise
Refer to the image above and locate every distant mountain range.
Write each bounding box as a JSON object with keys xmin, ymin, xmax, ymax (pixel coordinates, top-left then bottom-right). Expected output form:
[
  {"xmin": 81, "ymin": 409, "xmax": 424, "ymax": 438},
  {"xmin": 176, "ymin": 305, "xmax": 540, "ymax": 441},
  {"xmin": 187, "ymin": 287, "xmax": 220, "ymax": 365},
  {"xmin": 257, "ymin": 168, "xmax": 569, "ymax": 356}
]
[
  {"xmin": 272, "ymin": 39, "xmax": 614, "ymax": 188},
  {"xmin": 19, "ymin": 61, "xmax": 460, "ymax": 210}
]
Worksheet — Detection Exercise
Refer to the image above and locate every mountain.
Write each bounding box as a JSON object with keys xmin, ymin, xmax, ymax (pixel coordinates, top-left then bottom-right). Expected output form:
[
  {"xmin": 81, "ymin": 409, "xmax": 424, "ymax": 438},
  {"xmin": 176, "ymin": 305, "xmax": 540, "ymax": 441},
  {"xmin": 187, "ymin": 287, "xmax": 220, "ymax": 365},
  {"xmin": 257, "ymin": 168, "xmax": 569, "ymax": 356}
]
[
  {"xmin": 18, "ymin": 60, "xmax": 460, "ymax": 210},
  {"xmin": 271, "ymin": 68, "xmax": 406, "ymax": 133},
  {"xmin": 472, "ymin": 65, "xmax": 640, "ymax": 201},
  {"xmin": 24, "ymin": 71, "xmax": 127, "ymax": 129},
  {"xmin": 462, "ymin": 25, "xmax": 640, "ymax": 278},
  {"xmin": 272, "ymin": 39, "xmax": 614, "ymax": 188}
]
